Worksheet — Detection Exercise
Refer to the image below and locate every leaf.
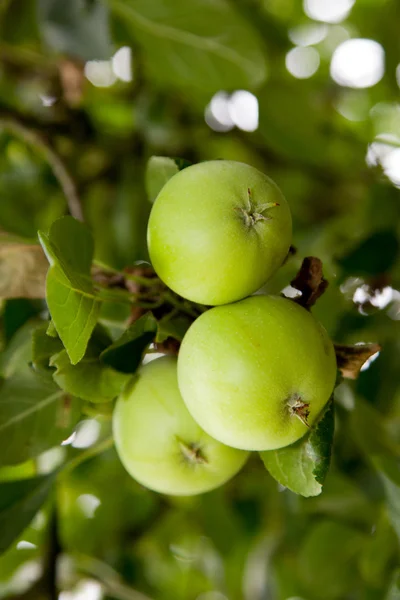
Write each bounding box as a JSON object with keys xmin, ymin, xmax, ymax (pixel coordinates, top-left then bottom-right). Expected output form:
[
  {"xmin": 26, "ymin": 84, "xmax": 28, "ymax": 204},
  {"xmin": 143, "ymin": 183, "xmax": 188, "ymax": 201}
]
[
  {"xmin": 298, "ymin": 520, "xmax": 365, "ymax": 599},
  {"xmin": 0, "ymin": 472, "xmax": 57, "ymax": 555},
  {"xmin": 50, "ymin": 327, "xmax": 132, "ymax": 403},
  {"xmin": 100, "ymin": 312, "xmax": 157, "ymax": 374},
  {"xmin": 349, "ymin": 400, "xmax": 400, "ymax": 541},
  {"xmin": 2, "ymin": 299, "xmax": 44, "ymax": 343},
  {"xmin": 39, "ymin": 216, "xmax": 100, "ymax": 365},
  {"xmin": 32, "ymin": 323, "xmax": 64, "ymax": 369},
  {"xmin": 260, "ymin": 400, "xmax": 334, "ymax": 497},
  {"xmin": 335, "ymin": 343, "xmax": 381, "ymax": 379},
  {"xmin": 145, "ymin": 156, "xmax": 191, "ymax": 203},
  {"xmin": 47, "ymin": 320, "xmax": 58, "ymax": 338},
  {"xmin": 337, "ymin": 229, "xmax": 399, "ymax": 277},
  {"xmin": 0, "ymin": 325, "xmax": 81, "ymax": 466},
  {"xmin": 156, "ymin": 315, "xmax": 192, "ymax": 343},
  {"xmin": 0, "ymin": 372, "xmax": 80, "ymax": 466},
  {"xmin": 109, "ymin": 0, "xmax": 267, "ymax": 95},
  {"xmin": 372, "ymin": 456, "xmax": 400, "ymax": 543},
  {"xmin": 288, "ymin": 257, "xmax": 329, "ymax": 309},
  {"xmin": 359, "ymin": 511, "xmax": 398, "ymax": 587},
  {"xmin": 0, "ymin": 243, "xmax": 48, "ymax": 298},
  {"xmin": 37, "ymin": 0, "xmax": 112, "ymax": 61},
  {"xmin": 386, "ymin": 570, "xmax": 400, "ymax": 600}
]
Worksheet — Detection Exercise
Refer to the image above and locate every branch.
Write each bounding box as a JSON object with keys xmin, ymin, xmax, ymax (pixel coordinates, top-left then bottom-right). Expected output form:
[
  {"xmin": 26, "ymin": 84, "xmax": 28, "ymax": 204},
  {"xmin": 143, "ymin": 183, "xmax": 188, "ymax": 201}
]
[
  {"xmin": 286, "ymin": 256, "xmax": 329, "ymax": 309},
  {"xmin": 0, "ymin": 116, "xmax": 84, "ymax": 221},
  {"xmin": 335, "ymin": 343, "xmax": 381, "ymax": 379}
]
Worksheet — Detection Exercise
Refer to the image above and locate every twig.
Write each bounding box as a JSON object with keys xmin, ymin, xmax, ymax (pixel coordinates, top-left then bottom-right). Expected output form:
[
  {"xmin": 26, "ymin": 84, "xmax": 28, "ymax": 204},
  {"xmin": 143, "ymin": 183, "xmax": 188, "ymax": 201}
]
[
  {"xmin": 61, "ymin": 436, "xmax": 114, "ymax": 476},
  {"xmin": 0, "ymin": 116, "xmax": 84, "ymax": 221},
  {"xmin": 42, "ymin": 501, "xmax": 61, "ymax": 600},
  {"xmin": 288, "ymin": 257, "xmax": 329, "ymax": 309},
  {"xmin": 73, "ymin": 553, "xmax": 154, "ymax": 600},
  {"xmin": 335, "ymin": 343, "xmax": 381, "ymax": 379}
]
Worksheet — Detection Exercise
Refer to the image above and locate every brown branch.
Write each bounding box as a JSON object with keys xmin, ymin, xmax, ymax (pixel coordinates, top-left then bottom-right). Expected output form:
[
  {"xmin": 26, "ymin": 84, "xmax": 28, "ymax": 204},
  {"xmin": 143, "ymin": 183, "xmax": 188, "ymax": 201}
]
[
  {"xmin": 335, "ymin": 343, "xmax": 381, "ymax": 379},
  {"xmin": 0, "ymin": 116, "xmax": 84, "ymax": 221},
  {"xmin": 287, "ymin": 256, "xmax": 329, "ymax": 309}
]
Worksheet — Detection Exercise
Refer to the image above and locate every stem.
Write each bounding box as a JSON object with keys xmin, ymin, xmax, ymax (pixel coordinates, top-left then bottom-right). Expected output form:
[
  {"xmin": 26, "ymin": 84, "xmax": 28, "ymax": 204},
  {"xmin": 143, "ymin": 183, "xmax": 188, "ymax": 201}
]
[
  {"xmin": 42, "ymin": 500, "xmax": 61, "ymax": 600},
  {"xmin": 0, "ymin": 116, "xmax": 84, "ymax": 221},
  {"xmin": 73, "ymin": 553, "xmax": 153, "ymax": 600},
  {"xmin": 61, "ymin": 436, "xmax": 114, "ymax": 476}
]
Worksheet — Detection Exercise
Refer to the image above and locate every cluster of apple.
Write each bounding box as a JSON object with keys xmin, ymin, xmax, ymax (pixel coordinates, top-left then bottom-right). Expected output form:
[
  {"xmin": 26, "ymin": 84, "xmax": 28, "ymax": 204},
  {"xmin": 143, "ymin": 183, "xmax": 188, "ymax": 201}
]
[{"xmin": 113, "ymin": 161, "xmax": 337, "ymax": 495}]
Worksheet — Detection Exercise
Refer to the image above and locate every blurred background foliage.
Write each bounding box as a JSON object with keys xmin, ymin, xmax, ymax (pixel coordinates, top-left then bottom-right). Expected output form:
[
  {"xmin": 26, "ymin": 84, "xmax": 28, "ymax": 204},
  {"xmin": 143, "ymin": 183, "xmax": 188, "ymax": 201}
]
[{"xmin": 0, "ymin": 0, "xmax": 400, "ymax": 599}]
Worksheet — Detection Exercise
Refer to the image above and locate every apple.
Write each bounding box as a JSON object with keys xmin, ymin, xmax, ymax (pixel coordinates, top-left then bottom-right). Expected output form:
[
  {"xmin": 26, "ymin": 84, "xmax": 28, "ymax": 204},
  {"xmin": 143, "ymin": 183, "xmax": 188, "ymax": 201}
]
[
  {"xmin": 178, "ymin": 295, "xmax": 337, "ymax": 451},
  {"xmin": 147, "ymin": 160, "xmax": 292, "ymax": 306},
  {"xmin": 113, "ymin": 356, "xmax": 249, "ymax": 495}
]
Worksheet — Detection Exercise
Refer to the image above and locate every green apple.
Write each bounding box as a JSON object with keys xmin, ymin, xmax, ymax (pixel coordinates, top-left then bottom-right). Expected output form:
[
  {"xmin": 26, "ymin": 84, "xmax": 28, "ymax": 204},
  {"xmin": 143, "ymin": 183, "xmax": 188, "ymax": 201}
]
[
  {"xmin": 178, "ymin": 295, "xmax": 337, "ymax": 451},
  {"xmin": 113, "ymin": 356, "xmax": 249, "ymax": 495},
  {"xmin": 147, "ymin": 160, "xmax": 292, "ymax": 306}
]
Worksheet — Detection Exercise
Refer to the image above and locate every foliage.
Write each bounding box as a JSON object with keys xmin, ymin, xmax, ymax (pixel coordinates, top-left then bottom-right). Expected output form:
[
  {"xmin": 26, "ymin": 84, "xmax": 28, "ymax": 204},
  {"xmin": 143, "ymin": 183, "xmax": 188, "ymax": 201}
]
[{"xmin": 0, "ymin": 0, "xmax": 399, "ymax": 599}]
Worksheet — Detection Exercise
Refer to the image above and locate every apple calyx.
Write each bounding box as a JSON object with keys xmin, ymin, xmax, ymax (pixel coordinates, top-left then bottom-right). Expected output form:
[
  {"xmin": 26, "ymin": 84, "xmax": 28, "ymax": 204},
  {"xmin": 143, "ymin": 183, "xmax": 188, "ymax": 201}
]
[
  {"xmin": 178, "ymin": 439, "xmax": 208, "ymax": 464},
  {"xmin": 236, "ymin": 188, "xmax": 279, "ymax": 228},
  {"xmin": 287, "ymin": 395, "xmax": 311, "ymax": 428}
]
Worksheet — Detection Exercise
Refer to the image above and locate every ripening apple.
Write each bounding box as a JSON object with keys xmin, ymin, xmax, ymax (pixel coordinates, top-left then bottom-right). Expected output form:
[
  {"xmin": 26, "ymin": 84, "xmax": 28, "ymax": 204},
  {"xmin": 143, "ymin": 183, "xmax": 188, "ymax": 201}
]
[
  {"xmin": 178, "ymin": 295, "xmax": 337, "ymax": 451},
  {"xmin": 147, "ymin": 160, "xmax": 292, "ymax": 306},
  {"xmin": 113, "ymin": 356, "xmax": 249, "ymax": 495}
]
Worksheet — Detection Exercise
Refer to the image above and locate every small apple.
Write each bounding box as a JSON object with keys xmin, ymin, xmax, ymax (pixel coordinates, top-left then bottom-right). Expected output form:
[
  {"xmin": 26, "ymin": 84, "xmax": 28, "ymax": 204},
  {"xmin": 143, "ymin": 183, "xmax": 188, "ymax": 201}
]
[
  {"xmin": 147, "ymin": 160, "xmax": 292, "ymax": 306},
  {"xmin": 113, "ymin": 356, "xmax": 249, "ymax": 495},
  {"xmin": 178, "ymin": 295, "xmax": 337, "ymax": 451}
]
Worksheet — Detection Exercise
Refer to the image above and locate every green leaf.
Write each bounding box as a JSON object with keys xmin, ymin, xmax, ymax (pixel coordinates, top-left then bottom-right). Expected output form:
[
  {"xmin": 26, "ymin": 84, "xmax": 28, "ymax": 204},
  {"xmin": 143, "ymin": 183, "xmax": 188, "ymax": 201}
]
[
  {"xmin": 0, "ymin": 372, "xmax": 80, "ymax": 466},
  {"xmin": 109, "ymin": 0, "xmax": 267, "ymax": 96},
  {"xmin": 260, "ymin": 400, "xmax": 334, "ymax": 497},
  {"xmin": 39, "ymin": 217, "xmax": 100, "ymax": 365},
  {"xmin": 32, "ymin": 323, "xmax": 64, "ymax": 369},
  {"xmin": 145, "ymin": 156, "xmax": 191, "ymax": 203},
  {"xmin": 359, "ymin": 511, "xmax": 398, "ymax": 588},
  {"xmin": 50, "ymin": 327, "xmax": 132, "ymax": 403},
  {"xmin": 372, "ymin": 456, "xmax": 400, "ymax": 543},
  {"xmin": 156, "ymin": 315, "xmax": 192, "ymax": 343},
  {"xmin": 349, "ymin": 400, "xmax": 400, "ymax": 541},
  {"xmin": 298, "ymin": 520, "xmax": 365, "ymax": 599},
  {"xmin": 47, "ymin": 320, "xmax": 58, "ymax": 338},
  {"xmin": 0, "ymin": 472, "xmax": 57, "ymax": 555},
  {"xmin": 37, "ymin": 0, "xmax": 112, "ymax": 61},
  {"xmin": 386, "ymin": 570, "xmax": 400, "ymax": 600},
  {"xmin": 337, "ymin": 229, "xmax": 399, "ymax": 277},
  {"xmin": 100, "ymin": 313, "xmax": 157, "ymax": 374},
  {"xmin": 0, "ymin": 325, "xmax": 81, "ymax": 466}
]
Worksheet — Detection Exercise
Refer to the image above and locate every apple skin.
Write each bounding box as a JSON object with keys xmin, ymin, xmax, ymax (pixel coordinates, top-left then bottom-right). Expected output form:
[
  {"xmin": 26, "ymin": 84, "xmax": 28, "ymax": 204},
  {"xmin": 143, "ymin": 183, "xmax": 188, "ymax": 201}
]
[
  {"xmin": 113, "ymin": 356, "xmax": 249, "ymax": 495},
  {"xmin": 147, "ymin": 160, "xmax": 292, "ymax": 306},
  {"xmin": 178, "ymin": 295, "xmax": 337, "ymax": 451}
]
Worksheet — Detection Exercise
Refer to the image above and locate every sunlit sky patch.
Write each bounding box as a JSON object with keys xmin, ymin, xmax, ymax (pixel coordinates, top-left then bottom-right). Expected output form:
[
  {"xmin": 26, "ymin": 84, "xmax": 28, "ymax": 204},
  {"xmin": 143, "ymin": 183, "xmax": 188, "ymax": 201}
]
[{"xmin": 330, "ymin": 39, "xmax": 385, "ymax": 88}]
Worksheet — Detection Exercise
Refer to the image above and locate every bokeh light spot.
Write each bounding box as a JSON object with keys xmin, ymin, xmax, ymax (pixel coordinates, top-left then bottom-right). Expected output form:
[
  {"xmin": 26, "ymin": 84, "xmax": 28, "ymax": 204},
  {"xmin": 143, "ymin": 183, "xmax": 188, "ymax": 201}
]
[
  {"xmin": 285, "ymin": 46, "xmax": 320, "ymax": 79},
  {"xmin": 112, "ymin": 47, "xmax": 133, "ymax": 82},
  {"xmin": 229, "ymin": 90, "xmax": 259, "ymax": 132},
  {"xmin": 304, "ymin": 0, "xmax": 355, "ymax": 23},
  {"xmin": 84, "ymin": 61, "xmax": 116, "ymax": 88},
  {"xmin": 330, "ymin": 39, "xmax": 385, "ymax": 88},
  {"xmin": 289, "ymin": 23, "xmax": 328, "ymax": 46}
]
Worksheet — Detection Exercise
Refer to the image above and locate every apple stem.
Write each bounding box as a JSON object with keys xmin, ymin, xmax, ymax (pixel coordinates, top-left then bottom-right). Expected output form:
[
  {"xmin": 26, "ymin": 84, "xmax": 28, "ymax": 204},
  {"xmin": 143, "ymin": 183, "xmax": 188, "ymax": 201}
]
[
  {"xmin": 287, "ymin": 396, "xmax": 311, "ymax": 428},
  {"xmin": 177, "ymin": 439, "xmax": 208, "ymax": 464}
]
